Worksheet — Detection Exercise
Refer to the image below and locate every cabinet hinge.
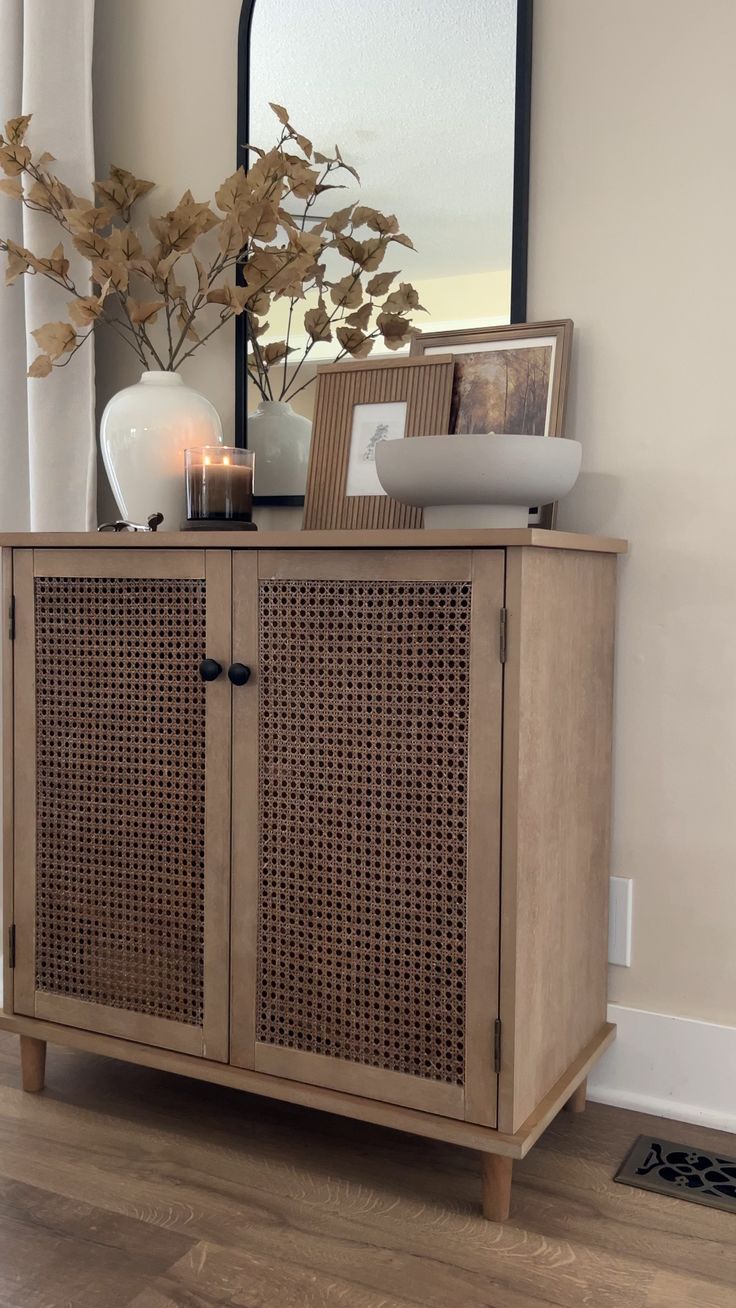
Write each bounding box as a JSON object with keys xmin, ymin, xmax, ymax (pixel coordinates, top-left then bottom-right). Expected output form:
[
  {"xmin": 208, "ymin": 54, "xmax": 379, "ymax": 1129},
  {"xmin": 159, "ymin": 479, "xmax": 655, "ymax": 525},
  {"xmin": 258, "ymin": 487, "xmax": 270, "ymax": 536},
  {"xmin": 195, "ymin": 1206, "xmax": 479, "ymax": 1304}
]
[
  {"xmin": 499, "ymin": 608, "xmax": 508, "ymax": 664},
  {"xmin": 493, "ymin": 1018, "xmax": 502, "ymax": 1074},
  {"xmin": 8, "ymin": 595, "xmax": 15, "ymax": 642},
  {"xmin": 7, "ymin": 925, "xmax": 15, "ymax": 970}
]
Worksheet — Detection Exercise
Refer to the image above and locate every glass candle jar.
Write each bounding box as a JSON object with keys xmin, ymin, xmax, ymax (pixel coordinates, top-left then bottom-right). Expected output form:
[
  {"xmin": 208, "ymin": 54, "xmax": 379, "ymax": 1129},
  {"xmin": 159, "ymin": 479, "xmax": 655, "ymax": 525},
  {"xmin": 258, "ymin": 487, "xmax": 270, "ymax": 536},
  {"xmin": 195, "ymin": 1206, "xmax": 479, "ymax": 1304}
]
[{"xmin": 184, "ymin": 447, "xmax": 254, "ymax": 523}]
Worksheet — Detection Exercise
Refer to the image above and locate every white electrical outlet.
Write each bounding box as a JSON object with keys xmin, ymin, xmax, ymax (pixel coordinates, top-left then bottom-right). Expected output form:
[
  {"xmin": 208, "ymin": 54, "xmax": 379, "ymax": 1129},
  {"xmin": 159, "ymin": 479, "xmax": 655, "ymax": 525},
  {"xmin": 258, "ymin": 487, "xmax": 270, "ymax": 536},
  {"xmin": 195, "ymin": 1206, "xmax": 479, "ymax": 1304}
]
[{"xmin": 608, "ymin": 876, "xmax": 633, "ymax": 966}]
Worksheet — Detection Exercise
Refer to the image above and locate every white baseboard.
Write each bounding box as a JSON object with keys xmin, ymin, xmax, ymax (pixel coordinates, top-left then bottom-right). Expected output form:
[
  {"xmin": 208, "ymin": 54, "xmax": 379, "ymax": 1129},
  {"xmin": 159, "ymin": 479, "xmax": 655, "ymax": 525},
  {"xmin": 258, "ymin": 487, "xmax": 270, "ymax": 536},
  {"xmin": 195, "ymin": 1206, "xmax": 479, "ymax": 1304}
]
[{"xmin": 588, "ymin": 1004, "xmax": 736, "ymax": 1134}]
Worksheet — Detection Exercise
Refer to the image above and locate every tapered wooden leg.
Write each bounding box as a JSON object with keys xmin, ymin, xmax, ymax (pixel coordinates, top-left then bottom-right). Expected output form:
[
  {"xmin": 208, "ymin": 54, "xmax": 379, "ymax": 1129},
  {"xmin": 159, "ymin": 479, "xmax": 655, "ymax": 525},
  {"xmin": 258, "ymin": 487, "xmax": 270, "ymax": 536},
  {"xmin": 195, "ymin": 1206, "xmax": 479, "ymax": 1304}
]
[
  {"xmin": 20, "ymin": 1036, "xmax": 46, "ymax": 1093},
  {"xmin": 481, "ymin": 1153, "xmax": 513, "ymax": 1222},
  {"xmin": 564, "ymin": 1077, "xmax": 587, "ymax": 1114}
]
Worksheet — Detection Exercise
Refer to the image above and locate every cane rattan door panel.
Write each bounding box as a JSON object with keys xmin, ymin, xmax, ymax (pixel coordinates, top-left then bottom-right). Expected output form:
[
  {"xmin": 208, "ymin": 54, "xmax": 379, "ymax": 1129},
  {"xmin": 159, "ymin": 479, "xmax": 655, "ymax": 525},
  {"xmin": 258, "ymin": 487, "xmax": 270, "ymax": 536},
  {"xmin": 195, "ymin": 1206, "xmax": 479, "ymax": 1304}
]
[
  {"xmin": 230, "ymin": 550, "xmax": 503, "ymax": 1122},
  {"xmin": 12, "ymin": 549, "xmax": 232, "ymax": 1060}
]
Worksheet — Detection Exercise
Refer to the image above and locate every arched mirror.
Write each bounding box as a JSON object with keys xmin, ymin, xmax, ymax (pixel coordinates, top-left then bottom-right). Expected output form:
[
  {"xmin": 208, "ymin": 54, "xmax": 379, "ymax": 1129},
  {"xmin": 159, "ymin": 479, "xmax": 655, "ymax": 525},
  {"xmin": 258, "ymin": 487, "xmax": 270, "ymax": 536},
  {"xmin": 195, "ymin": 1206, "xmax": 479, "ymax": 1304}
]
[{"xmin": 235, "ymin": 0, "xmax": 533, "ymax": 493}]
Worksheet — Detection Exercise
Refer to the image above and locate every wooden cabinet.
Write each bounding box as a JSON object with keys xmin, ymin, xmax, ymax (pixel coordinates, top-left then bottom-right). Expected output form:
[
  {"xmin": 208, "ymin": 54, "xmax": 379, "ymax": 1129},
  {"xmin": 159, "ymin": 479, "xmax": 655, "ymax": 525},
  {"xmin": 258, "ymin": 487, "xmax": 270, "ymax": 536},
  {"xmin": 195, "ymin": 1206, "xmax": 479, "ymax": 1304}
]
[{"xmin": 0, "ymin": 529, "xmax": 625, "ymax": 1221}]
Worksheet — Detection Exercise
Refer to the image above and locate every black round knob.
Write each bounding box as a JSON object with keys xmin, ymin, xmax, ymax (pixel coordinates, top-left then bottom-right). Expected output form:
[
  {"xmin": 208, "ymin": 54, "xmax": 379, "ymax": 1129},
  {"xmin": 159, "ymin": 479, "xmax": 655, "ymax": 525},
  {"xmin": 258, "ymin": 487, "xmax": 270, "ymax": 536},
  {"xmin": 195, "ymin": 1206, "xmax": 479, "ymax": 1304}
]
[
  {"xmin": 228, "ymin": 662, "xmax": 252, "ymax": 686},
  {"xmin": 199, "ymin": 658, "xmax": 223, "ymax": 682}
]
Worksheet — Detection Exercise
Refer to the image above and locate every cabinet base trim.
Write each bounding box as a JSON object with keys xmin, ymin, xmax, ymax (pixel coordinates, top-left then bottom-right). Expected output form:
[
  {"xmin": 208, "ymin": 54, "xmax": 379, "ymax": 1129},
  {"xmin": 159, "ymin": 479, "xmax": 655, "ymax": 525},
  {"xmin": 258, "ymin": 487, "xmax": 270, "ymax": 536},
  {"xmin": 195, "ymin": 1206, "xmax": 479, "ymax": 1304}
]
[{"xmin": 0, "ymin": 1011, "xmax": 614, "ymax": 1159}]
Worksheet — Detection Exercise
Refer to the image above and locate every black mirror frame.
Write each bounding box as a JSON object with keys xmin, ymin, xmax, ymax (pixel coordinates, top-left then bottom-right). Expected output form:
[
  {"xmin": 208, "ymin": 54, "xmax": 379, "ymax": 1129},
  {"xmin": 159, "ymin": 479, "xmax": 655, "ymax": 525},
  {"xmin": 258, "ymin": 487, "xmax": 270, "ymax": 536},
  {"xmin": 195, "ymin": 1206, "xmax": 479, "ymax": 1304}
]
[{"xmin": 234, "ymin": 0, "xmax": 533, "ymax": 463}]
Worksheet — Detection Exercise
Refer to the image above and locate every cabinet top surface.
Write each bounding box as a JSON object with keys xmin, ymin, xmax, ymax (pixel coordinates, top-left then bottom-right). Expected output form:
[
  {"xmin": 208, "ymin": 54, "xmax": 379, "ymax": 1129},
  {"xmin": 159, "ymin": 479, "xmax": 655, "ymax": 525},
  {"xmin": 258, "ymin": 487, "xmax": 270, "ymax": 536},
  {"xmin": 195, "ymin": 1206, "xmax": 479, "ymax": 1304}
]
[{"xmin": 0, "ymin": 528, "xmax": 628, "ymax": 554}]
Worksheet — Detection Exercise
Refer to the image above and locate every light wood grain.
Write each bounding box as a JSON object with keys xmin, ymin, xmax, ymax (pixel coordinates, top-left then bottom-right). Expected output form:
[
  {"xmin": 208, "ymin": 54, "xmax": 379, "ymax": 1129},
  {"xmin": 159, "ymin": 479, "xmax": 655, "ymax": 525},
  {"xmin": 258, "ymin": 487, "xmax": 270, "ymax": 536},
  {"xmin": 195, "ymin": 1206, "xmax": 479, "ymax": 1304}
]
[
  {"xmin": 228, "ymin": 551, "xmax": 261, "ymax": 1068},
  {"xmin": 499, "ymin": 547, "xmax": 618, "ymax": 1134},
  {"xmin": 11, "ymin": 548, "xmax": 230, "ymax": 1061},
  {"xmin": 202, "ymin": 550, "xmax": 232, "ymax": 1064},
  {"xmin": 33, "ymin": 994, "xmax": 204, "ymax": 1054},
  {"xmin": 19, "ymin": 1035, "xmax": 45, "ymax": 1092},
  {"xmin": 0, "ymin": 527, "xmax": 629, "ymax": 553},
  {"xmin": 32, "ymin": 547, "xmax": 205, "ymax": 578},
  {"xmin": 11, "ymin": 549, "xmax": 36, "ymax": 1017},
  {"xmin": 1, "ymin": 549, "xmax": 14, "ymax": 1016},
  {"xmin": 481, "ymin": 1153, "xmax": 513, "ymax": 1222},
  {"xmin": 304, "ymin": 355, "xmax": 455, "ymax": 530},
  {"xmin": 0, "ymin": 1011, "xmax": 614, "ymax": 1159},
  {"xmin": 257, "ymin": 547, "xmax": 474, "ymax": 581},
  {"xmin": 464, "ymin": 550, "xmax": 504, "ymax": 1127},
  {"xmin": 565, "ymin": 1078, "xmax": 588, "ymax": 1113},
  {"xmin": 1, "ymin": 1032, "xmax": 733, "ymax": 1308},
  {"xmin": 254, "ymin": 1043, "xmax": 465, "ymax": 1119}
]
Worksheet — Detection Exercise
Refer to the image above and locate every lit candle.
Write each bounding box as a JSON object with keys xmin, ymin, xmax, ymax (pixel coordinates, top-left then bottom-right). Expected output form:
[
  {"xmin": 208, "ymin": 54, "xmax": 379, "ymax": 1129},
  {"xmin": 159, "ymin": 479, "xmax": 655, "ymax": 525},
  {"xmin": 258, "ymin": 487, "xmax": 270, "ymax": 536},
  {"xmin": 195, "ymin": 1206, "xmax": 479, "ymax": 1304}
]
[{"xmin": 185, "ymin": 447, "xmax": 254, "ymax": 522}]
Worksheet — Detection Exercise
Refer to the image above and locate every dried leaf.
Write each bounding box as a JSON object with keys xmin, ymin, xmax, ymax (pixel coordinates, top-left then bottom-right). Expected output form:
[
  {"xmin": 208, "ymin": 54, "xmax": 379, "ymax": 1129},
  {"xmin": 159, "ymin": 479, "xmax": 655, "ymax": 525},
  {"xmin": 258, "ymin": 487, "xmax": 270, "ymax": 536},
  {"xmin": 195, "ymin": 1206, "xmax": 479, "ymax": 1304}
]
[
  {"xmin": 352, "ymin": 206, "xmax": 399, "ymax": 236},
  {"xmin": 215, "ymin": 168, "xmax": 250, "ymax": 214},
  {"xmin": 193, "ymin": 253, "xmax": 209, "ymax": 295},
  {"xmin": 336, "ymin": 325, "xmax": 374, "ymax": 358},
  {"xmin": 391, "ymin": 232, "xmax": 415, "ymax": 250},
  {"xmin": 205, "ymin": 284, "xmax": 249, "ymax": 314},
  {"xmin": 63, "ymin": 204, "xmax": 115, "ymax": 235},
  {"xmin": 156, "ymin": 250, "xmax": 181, "ymax": 280},
  {"xmin": 0, "ymin": 176, "xmax": 22, "ymax": 200},
  {"xmin": 127, "ymin": 297, "xmax": 165, "ymax": 325},
  {"xmin": 68, "ymin": 295, "xmax": 105, "ymax": 328},
  {"xmin": 250, "ymin": 316, "xmax": 270, "ymax": 338},
  {"xmin": 247, "ymin": 287, "xmax": 271, "ymax": 317},
  {"xmin": 329, "ymin": 273, "xmax": 362, "ymax": 309},
  {"xmin": 177, "ymin": 307, "xmax": 200, "ymax": 342},
  {"xmin": 5, "ymin": 114, "xmax": 32, "ymax": 145},
  {"xmin": 294, "ymin": 132, "xmax": 313, "ymax": 158},
  {"xmin": 94, "ymin": 166, "xmax": 154, "ymax": 214},
  {"xmin": 0, "ymin": 141, "xmax": 31, "ymax": 176},
  {"xmin": 240, "ymin": 200, "xmax": 279, "ymax": 243},
  {"xmin": 71, "ymin": 228, "xmax": 109, "ymax": 262},
  {"xmin": 92, "ymin": 256, "xmax": 129, "ymax": 293},
  {"xmin": 334, "ymin": 144, "xmax": 360, "ymax": 183},
  {"xmin": 37, "ymin": 151, "xmax": 56, "ymax": 167},
  {"xmin": 345, "ymin": 301, "xmax": 372, "ymax": 331},
  {"xmin": 383, "ymin": 282, "xmax": 425, "ymax": 314},
  {"xmin": 128, "ymin": 256, "xmax": 156, "ymax": 280},
  {"xmin": 31, "ymin": 320, "xmax": 76, "ymax": 360},
  {"xmin": 336, "ymin": 235, "xmax": 386, "ymax": 271},
  {"xmin": 366, "ymin": 270, "xmax": 399, "ymax": 297},
  {"xmin": 376, "ymin": 311, "xmax": 418, "ymax": 350},
  {"xmin": 324, "ymin": 203, "xmax": 354, "ymax": 235},
  {"xmin": 303, "ymin": 304, "xmax": 332, "ymax": 342},
  {"xmin": 218, "ymin": 212, "xmax": 244, "ymax": 257},
  {"xmin": 27, "ymin": 353, "xmax": 53, "ymax": 378},
  {"xmin": 263, "ymin": 339, "xmax": 294, "ymax": 366},
  {"xmin": 108, "ymin": 226, "xmax": 142, "ymax": 260},
  {"xmin": 33, "ymin": 242, "xmax": 70, "ymax": 280},
  {"xmin": 269, "ymin": 102, "xmax": 290, "ymax": 126},
  {"xmin": 4, "ymin": 240, "xmax": 30, "ymax": 285}
]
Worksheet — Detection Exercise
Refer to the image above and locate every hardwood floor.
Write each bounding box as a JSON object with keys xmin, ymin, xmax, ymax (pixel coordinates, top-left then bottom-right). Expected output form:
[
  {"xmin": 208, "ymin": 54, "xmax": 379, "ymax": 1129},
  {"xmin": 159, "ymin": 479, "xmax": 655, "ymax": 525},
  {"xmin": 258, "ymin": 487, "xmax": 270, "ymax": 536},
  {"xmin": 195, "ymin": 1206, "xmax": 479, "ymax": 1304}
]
[{"xmin": 0, "ymin": 1031, "xmax": 734, "ymax": 1307}]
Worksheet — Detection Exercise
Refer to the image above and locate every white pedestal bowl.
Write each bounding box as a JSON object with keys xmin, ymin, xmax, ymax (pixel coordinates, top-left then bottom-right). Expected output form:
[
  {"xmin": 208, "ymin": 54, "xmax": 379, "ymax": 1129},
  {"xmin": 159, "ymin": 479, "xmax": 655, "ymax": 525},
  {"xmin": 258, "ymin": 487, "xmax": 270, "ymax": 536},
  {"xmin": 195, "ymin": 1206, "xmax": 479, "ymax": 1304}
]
[{"xmin": 375, "ymin": 433, "xmax": 582, "ymax": 528}]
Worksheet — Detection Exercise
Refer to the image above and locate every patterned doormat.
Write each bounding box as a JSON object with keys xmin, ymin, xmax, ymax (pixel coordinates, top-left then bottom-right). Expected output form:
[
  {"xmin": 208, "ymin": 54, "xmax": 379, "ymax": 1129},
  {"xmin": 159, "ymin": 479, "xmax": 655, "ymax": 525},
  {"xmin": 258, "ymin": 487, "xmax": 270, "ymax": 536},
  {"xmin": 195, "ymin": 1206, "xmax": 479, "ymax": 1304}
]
[{"xmin": 615, "ymin": 1135, "xmax": 736, "ymax": 1214}]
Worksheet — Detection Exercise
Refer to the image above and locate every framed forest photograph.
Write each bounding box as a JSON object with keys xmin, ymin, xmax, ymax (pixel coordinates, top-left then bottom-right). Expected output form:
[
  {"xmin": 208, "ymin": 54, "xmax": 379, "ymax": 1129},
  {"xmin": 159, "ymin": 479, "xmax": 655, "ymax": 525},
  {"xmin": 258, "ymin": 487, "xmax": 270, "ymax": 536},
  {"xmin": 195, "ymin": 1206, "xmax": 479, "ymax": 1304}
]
[{"xmin": 411, "ymin": 320, "xmax": 573, "ymax": 526}]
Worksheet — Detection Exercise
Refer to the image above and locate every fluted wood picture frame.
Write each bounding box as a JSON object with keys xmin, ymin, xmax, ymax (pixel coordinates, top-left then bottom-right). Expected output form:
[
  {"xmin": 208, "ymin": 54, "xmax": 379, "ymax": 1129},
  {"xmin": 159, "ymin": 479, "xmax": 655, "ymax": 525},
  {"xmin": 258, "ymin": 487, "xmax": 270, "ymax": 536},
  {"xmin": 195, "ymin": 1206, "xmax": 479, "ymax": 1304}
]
[{"xmin": 303, "ymin": 355, "xmax": 455, "ymax": 530}]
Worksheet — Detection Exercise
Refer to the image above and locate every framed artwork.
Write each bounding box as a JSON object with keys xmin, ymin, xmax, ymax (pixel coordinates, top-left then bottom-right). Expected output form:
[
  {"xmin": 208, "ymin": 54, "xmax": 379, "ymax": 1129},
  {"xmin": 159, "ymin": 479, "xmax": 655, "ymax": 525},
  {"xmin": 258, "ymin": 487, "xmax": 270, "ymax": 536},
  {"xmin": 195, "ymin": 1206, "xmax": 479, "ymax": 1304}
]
[
  {"xmin": 303, "ymin": 355, "xmax": 454, "ymax": 530},
  {"xmin": 411, "ymin": 320, "xmax": 573, "ymax": 525}
]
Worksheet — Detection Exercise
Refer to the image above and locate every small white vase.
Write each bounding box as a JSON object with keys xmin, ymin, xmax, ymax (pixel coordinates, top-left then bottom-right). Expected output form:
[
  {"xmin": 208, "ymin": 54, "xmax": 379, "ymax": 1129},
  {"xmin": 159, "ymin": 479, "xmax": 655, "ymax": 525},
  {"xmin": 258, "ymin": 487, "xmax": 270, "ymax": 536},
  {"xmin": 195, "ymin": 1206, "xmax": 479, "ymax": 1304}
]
[
  {"xmin": 100, "ymin": 371, "xmax": 223, "ymax": 530},
  {"xmin": 247, "ymin": 399, "xmax": 312, "ymax": 499}
]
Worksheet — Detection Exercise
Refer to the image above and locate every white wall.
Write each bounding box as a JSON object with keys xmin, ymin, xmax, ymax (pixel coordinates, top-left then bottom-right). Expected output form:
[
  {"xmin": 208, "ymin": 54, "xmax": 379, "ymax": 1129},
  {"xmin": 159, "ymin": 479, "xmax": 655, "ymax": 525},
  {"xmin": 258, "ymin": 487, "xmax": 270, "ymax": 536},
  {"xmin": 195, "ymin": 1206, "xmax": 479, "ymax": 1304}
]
[
  {"xmin": 93, "ymin": 0, "xmax": 736, "ymax": 1027},
  {"xmin": 529, "ymin": 0, "xmax": 736, "ymax": 1024}
]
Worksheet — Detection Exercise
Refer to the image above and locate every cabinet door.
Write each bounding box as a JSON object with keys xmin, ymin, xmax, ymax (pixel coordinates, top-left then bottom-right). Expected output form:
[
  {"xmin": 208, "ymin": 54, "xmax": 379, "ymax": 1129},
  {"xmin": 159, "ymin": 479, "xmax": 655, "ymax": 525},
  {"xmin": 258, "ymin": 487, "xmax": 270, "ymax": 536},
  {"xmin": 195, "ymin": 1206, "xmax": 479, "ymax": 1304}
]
[
  {"xmin": 12, "ymin": 548, "xmax": 231, "ymax": 1060},
  {"xmin": 231, "ymin": 549, "xmax": 503, "ymax": 1124}
]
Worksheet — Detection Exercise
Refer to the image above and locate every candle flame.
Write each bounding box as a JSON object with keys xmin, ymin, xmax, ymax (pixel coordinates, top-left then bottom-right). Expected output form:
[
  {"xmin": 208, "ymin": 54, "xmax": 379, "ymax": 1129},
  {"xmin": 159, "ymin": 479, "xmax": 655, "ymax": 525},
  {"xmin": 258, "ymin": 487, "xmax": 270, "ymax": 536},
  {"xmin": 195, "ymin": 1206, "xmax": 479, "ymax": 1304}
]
[
  {"xmin": 223, "ymin": 455, "xmax": 230, "ymax": 465},
  {"xmin": 204, "ymin": 455, "xmax": 211, "ymax": 465}
]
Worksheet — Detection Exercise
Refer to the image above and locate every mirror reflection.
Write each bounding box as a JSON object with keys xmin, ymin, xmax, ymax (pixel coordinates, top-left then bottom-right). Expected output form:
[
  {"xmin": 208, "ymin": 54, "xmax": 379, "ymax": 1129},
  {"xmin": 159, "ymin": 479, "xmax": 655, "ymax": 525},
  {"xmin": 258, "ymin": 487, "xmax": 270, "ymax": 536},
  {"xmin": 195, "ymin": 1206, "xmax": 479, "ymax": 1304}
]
[{"xmin": 247, "ymin": 0, "xmax": 521, "ymax": 345}]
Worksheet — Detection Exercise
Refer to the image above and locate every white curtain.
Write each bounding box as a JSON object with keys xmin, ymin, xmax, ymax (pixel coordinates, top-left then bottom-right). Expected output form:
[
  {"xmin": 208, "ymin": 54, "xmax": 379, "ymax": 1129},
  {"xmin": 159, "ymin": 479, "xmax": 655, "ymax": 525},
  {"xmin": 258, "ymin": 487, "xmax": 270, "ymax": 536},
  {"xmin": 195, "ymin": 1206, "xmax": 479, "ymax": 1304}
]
[{"xmin": 0, "ymin": 0, "xmax": 96, "ymax": 530}]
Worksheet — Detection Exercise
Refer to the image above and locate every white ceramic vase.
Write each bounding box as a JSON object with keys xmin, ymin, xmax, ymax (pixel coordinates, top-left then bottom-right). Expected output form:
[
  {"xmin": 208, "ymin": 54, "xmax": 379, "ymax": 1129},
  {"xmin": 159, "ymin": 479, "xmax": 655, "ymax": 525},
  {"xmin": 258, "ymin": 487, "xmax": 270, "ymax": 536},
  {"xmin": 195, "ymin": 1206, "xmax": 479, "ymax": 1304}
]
[
  {"xmin": 100, "ymin": 371, "xmax": 223, "ymax": 530},
  {"xmin": 247, "ymin": 399, "xmax": 312, "ymax": 499}
]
